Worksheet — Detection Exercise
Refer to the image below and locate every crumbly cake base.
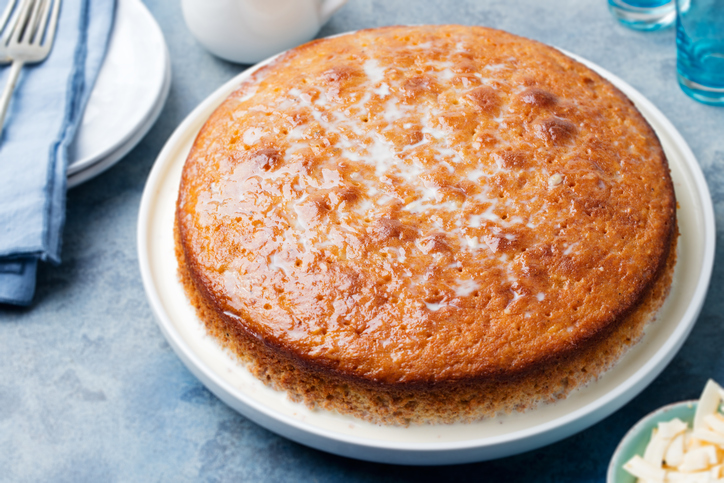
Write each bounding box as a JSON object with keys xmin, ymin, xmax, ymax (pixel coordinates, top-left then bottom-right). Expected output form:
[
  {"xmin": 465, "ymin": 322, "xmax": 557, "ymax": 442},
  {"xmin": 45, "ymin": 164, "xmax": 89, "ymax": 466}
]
[{"xmin": 176, "ymin": 222, "xmax": 677, "ymax": 425}]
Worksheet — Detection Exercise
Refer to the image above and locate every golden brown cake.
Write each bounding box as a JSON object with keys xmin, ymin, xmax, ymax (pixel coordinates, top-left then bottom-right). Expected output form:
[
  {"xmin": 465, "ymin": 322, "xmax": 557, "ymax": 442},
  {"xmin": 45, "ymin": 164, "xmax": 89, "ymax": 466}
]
[{"xmin": 175, "ymin": 25, "xmax": 678, "ymax": 425}]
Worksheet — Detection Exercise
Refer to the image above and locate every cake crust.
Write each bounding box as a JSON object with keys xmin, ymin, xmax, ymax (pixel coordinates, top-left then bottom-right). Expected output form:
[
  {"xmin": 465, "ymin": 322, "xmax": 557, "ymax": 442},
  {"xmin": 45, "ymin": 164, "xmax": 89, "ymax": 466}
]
[{"xmin": 176, "ymin": 25, "xmax": 677, "ymax": 423}]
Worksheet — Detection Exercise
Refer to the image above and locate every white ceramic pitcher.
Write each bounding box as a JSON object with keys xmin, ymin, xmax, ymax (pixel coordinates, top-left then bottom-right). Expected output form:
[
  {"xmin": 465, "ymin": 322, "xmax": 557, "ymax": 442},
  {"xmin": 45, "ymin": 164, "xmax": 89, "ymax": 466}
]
[{"xmin": 181, "ymin": 0, "xmax": 348, "ymax": 64}]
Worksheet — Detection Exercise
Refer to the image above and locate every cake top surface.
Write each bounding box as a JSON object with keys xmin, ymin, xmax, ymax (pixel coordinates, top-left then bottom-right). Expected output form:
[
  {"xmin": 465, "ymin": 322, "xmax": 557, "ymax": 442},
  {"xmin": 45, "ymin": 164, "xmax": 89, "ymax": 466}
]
[{"xmin": 177, "ymin": 25, "xmax": 676, "ymax": 384}]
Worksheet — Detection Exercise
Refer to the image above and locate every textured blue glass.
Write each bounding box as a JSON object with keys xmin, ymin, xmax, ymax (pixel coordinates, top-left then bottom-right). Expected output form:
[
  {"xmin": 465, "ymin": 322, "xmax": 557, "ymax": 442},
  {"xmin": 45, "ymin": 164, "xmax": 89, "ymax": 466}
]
[
  {"xmin": 608, "ymin": 0, "xmax": 676, "ymax": 30},
  {"xmin": 622, "ymin": 0, "xmax": 671, "ymax": 6},
  {"xmin": 676, "ymin": 0, "xmax": 724, "ymax": 104}
]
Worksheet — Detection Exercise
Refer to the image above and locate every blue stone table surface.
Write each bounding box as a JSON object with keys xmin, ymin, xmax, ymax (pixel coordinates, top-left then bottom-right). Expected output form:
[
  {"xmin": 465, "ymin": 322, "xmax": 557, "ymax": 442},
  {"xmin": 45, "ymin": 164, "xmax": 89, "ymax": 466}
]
[{"xmin": 1, "ymin": 0, "xmax": 722, "ymax": 481}]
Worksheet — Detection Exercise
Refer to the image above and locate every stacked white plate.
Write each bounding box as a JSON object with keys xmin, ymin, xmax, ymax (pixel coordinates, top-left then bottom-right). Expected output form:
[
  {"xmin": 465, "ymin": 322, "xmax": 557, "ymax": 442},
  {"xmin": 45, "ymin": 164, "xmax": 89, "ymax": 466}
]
[{"xmin": 67, "ymin": 0, "xmax": 170, "ymax": 188}]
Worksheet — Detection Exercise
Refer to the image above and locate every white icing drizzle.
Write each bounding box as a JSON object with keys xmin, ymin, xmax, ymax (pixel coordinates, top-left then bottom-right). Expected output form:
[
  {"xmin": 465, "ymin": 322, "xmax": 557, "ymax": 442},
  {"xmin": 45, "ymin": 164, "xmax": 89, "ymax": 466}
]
[
  {"xmin": 210, "ymin": 37, "xmax": 595, "ymax": 306},
  {"xmin": 425, "ymin": 302, "xmax": 446, "ymax": 311},
  {"xmin": 454, "ymin": 279, "xmax": 480, "ymax": 297}
]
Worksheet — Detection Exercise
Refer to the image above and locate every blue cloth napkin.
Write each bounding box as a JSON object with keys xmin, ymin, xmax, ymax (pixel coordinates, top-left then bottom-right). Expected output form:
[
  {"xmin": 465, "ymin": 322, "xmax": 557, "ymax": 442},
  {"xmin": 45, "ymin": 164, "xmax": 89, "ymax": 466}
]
[{"xmin": 0, "ymin": 0, "xmax": 115, "ymax": 306}]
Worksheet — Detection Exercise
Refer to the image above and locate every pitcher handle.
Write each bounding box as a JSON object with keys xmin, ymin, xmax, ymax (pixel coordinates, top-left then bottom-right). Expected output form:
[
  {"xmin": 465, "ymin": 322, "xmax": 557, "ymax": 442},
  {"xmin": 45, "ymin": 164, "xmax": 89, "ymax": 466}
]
[{"xmin": 319, "ymin": 0, "xmax": 347, "ymax": 24}]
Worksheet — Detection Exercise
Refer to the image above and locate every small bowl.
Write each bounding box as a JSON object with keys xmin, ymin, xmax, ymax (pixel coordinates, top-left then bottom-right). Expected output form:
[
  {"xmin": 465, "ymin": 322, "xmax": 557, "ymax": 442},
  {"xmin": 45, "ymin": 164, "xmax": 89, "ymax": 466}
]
[{"xmin": 607, "ymin": 400, "xmax": 697, "ymax": 483}]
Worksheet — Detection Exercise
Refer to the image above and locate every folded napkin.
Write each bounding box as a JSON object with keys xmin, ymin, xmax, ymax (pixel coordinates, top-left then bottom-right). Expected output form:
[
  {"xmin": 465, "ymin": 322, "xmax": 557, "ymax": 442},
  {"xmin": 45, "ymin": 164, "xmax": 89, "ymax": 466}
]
[{"xmin": 0, "ymin": 0, "xmax": 116, "ymax": 306}]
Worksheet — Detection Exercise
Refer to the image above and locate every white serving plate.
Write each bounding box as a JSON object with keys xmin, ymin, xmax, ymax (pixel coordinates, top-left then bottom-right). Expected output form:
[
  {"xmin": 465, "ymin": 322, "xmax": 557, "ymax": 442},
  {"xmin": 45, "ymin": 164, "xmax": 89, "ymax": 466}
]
[
  {"xmin": 67, "ymin": 0, "xmax": 170, "ymax": 187},
  {"xmin": 137, "ymin": 43, "xmax": 715, "ymax": 465}
]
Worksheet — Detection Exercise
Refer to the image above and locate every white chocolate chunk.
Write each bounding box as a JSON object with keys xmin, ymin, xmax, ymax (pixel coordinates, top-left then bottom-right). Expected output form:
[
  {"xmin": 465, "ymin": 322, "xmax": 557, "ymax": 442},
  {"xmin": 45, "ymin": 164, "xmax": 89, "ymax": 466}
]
[
  {"xmin": 678, "ymin": 446, "xmax": 718, "ymax": 472},
  {"xmin": 624, "ymin": 455, "xmax": 666, "ymax": 481},
  {"xmin": 704, "ymin": 414, "xmax": 724, "ymax": 436},
  {"xmin": 710, "ymin": 464, "xmax": 724, "ymax": 479},
  {"xmin": 695, "ymin": 380, "xmax": 722, "ymax": 432},
  {"xmin": 645, "ymin": 427, "xmax": 670, "ymax": 467},
  {"xmin": 665, "ymin": 434, "xmax": 686, "ymax": 467},
  {"xmin": 665, "ymin": 470, "xmax": 716, "ymax": 482},
  {"xmin": 661, "ymin": 419, "xmax": 689, "ymax": 439},
  {"xmin": 645, "ymin": 419, "xmax": 690, "ymax": 467},
  {"xmin": 692, "ymin": 429, "xmax": 724, "ymax": 447}
]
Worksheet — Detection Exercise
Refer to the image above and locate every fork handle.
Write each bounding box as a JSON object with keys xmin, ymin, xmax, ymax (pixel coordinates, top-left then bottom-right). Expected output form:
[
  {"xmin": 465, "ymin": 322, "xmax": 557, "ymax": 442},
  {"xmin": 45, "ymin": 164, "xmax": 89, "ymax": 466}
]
[{"xmin": 0, "ymin": 59, "xmax": 25, "ymax": 135}]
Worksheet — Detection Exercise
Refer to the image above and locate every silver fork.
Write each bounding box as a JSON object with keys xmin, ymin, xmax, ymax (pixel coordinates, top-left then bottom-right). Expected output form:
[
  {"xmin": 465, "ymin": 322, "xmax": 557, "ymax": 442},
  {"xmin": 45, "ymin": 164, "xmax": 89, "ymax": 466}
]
[
  {"xmin": 0, "ymin": 0, "xmax": 61, "ymax": 132},
  {"xmin": 0, "ymin": 0, "xmax": 19, "ymax": 63}
]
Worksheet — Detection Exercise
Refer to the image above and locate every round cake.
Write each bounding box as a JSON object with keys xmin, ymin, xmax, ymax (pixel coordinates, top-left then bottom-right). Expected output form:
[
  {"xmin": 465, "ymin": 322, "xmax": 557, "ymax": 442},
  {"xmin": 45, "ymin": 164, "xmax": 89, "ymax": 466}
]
[{"xmin": 175, "ymin": 25, "xmax": 678, "ymax": 425}]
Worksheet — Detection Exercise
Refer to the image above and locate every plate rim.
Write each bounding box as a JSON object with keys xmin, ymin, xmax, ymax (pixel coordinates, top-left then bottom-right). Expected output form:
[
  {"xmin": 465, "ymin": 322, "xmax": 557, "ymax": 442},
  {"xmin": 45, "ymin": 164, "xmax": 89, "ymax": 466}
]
[{"xmin": 137, "ymin": 34, "xmax": 716, "ymax": 463}]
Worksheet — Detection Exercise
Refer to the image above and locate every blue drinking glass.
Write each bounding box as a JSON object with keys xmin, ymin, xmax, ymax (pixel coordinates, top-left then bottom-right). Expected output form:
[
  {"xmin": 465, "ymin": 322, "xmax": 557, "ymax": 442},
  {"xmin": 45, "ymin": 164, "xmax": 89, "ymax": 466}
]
[
  {"xmin": 608, "ymin": 0, "xmax": 676, "ymax": 30},
  {"xmin": 676, "ymin": 0, "xmax": 724, "ymax": 105}
]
